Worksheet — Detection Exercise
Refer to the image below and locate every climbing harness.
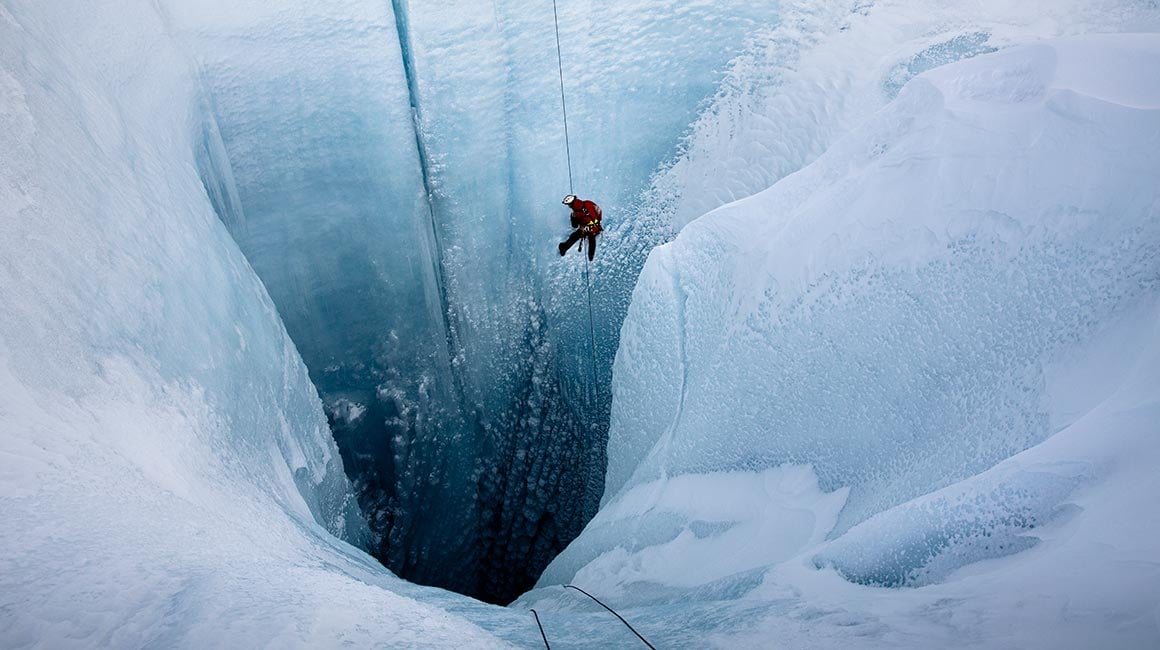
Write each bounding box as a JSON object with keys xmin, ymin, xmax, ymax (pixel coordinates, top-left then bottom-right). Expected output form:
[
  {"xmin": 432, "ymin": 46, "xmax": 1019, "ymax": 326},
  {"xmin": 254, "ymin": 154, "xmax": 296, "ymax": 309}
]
[{"xmin": 551, "ymin": 0, "xmax": 600, "ymax": 402}]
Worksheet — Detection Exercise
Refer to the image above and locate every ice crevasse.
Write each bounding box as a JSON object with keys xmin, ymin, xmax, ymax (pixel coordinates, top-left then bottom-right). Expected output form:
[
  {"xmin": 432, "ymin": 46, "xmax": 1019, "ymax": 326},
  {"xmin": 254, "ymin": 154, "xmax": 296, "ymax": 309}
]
[
  {"xmin": 528, "ymin": 33, "xmax": 1160, "ymax": 649},
  {"xmin": 178, "ymin": 0, "xmax": 788, "ymax": 603},
  {"xmin": 1, "ymin": 0, "xmax": 1160, "ymax": 646}
]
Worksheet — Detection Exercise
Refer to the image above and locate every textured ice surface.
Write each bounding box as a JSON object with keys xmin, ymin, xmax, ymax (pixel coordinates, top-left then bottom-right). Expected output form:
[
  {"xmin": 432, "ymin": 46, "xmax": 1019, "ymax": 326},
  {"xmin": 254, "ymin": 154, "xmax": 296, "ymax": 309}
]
[
  {"xmin": 177, "ymin": 0, "xmax": 788, "ymax": 602},
  {"xmin": 601, "ymin": 36, "xmax": 1160, "ymax": 516},
  {"xmin": 644, "ymin": 0, "xmax": 1160, "ymax": 232},
  {"xmin": 175, "ymin": 0, "xmax": 492, "ymax": 598},
  {"xmin": 530, "ymin": 34, "xmax": 1160, "ymax": 648},
  {"xmin": 542, "ymin": 465, "xmax": 849, "ymax": 596},
  {"xmin": 176, "ymin": 0, "xmax": 1160, "ymax": 604}
]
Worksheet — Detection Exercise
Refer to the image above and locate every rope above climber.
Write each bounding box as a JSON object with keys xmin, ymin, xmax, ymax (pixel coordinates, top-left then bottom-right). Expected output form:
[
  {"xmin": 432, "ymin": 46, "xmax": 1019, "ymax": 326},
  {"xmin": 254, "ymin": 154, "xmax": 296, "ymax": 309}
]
[{"xmin": 558, "ymin": 194, "xmax": 603, "ymax": 260}]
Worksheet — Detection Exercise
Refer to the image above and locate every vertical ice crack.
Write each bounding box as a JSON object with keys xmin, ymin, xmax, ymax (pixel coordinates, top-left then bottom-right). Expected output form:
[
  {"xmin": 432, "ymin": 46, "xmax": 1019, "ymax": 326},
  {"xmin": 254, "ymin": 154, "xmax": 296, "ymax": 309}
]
[
  {"xmin": 389, "ymin": 0, "xmax": 473, "ymax": 415},
  {"xmin": 658, "ymin": 261, "xmax": 691, "ymax": 482}
]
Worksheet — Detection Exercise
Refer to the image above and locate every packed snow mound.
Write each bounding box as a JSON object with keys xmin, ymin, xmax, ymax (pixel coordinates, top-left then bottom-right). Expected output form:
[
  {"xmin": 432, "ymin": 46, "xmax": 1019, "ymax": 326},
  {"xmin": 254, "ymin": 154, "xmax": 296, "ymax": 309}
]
[{"xmin": 531, "ymin": 34, "xmax": 1160, "ymax": 647}]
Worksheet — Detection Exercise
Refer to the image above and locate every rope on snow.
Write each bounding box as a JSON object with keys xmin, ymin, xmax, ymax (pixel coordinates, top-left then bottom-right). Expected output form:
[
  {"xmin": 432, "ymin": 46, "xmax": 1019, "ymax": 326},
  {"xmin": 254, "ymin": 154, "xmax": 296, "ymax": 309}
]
[
  {"xmin": 564, "ymin": 584, "xmax": 657, "ymax": 649},
  {"xmin": 531, "ymin": 609, "xmax": 552, "ymax": 649}
]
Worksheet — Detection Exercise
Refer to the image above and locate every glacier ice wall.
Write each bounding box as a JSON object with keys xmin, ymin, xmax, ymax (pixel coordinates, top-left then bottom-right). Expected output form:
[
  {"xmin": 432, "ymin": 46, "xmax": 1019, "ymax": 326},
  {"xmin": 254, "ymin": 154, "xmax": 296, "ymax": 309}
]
[
  {"xmin": 529, "ymin": 33, "xmax": 1160, "ymax": 649},
  {"xmin": 164, "ymin": 0, "xmax": 1160, "ymax": 605},
  {"xmin": 403, "ymin": 0, "xmax": 788, "ymax": 601},
  {"xmin": 0, "ymin": 1, "xmax": 549, "ymax": 646},
  {"xmin": 173, "ymin": 0, "xmax": 484, "ymax": 598},
  {"xmin": 5, "ymin": 0, "xmax": 1160, "ymax": 646},
  {"xmin": 601, "ymin": 34, "xmax": 1160, "ymax": 523},
  {"xmin": 179, "ymin": 0, "xmax": 784, "ymax": 602},
  {"xmin": 0, "ymin": 0, "xmax": 371, "ymax": 544}
]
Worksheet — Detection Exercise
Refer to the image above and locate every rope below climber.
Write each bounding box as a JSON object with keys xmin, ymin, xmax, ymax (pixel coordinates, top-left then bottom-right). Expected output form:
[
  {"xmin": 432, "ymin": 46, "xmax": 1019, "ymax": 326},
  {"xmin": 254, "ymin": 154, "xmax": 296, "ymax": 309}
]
[{"xmin": 556, "ymin": 194, "xmax": 602, "ymax": 401}]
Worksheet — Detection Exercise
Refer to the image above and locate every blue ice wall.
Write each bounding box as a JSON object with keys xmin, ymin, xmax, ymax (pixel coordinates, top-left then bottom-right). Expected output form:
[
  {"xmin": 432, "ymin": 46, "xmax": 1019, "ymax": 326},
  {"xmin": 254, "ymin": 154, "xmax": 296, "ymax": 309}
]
[
  {"xmin": 181, "ymin": 1, "xmax": 480, "ymax": 593},
  {"xmin": 181, "ymin": 0, "xmax": 779, "ymax": 601},
  {"xmin": 398, "ymin": 0, "xmax": 782, "ymax": 600}
]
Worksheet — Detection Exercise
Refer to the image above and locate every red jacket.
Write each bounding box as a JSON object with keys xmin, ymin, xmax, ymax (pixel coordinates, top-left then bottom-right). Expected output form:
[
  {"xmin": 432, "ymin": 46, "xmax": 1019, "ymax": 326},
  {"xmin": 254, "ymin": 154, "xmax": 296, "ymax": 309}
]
[{"xmin": 570, "ymin": 199, "xmax": 603, "ymax": 234}]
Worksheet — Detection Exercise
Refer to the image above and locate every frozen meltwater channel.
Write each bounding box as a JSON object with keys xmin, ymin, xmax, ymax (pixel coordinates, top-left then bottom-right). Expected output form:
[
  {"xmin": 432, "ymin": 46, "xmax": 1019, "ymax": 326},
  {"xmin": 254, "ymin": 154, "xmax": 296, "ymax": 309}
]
[{"xmin": 3, "ymin": 0, "xmax": 1160, "ymax": 647}]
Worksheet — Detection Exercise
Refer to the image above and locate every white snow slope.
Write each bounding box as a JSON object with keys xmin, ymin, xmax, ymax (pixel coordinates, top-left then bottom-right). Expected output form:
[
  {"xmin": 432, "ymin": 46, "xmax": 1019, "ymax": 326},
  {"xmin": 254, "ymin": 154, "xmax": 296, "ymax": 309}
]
[{"xmin": 530, "ymin": 34, "xmax": 1160, "ymax": 649}]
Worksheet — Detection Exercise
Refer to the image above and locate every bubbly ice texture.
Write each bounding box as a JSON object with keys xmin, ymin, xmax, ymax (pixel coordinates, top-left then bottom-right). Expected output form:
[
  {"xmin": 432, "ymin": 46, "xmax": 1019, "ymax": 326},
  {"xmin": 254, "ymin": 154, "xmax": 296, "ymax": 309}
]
[
  {"xmin": 646, "ymin": 0, "xmax": 1160, "ymax": 232},
  {"xmin": 529, "ymin": 34, "xmax": 1160, "ymax": 648}
]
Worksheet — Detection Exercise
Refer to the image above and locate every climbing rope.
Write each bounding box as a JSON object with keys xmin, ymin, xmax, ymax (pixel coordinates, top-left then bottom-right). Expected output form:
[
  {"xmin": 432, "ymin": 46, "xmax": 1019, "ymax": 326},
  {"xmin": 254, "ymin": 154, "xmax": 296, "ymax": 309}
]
[
  {"xmin": 550, "ymin": 0, "xmax": 574, "ymax": 194},
  {"xmin": 582, "ymin": 258, "xmax": 599, "ymax": 402},
  {"xmin": 550, "ymin": 0, "xmax": 600, "ymax": 403},
  {"xmin": 564, "ymin": 584, "xmax": 657, "ymax": 649},
  {"xmin": 531, "ymin": 609, "xmax": 552, "ymax": 649}
]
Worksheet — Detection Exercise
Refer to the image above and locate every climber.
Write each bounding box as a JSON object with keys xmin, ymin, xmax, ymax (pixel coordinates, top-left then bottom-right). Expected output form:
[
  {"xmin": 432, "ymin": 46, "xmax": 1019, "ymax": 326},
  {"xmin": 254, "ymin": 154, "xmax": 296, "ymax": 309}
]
[{"xmin": 557, "ymin": 195, "xmax": 603, "ymax": 261}]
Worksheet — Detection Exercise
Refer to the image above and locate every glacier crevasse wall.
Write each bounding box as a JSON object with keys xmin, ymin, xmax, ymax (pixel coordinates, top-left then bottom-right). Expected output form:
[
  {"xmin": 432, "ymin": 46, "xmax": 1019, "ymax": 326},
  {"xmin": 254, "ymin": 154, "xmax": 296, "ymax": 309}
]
[{"xmin": 530, "ymin": 33, "xmax": 1160, "ymax": 649}]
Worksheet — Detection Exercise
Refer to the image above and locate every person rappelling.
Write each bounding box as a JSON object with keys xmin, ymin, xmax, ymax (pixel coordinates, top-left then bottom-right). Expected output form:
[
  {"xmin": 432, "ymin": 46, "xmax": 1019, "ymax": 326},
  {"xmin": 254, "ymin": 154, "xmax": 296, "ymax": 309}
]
[
  {"xmin": 558, "ymin": 194, "xmax": 603, "ymax": 260},
  {"xmin": 550, "ymin": 2, "xmax": 601, "ymax": 402}
]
